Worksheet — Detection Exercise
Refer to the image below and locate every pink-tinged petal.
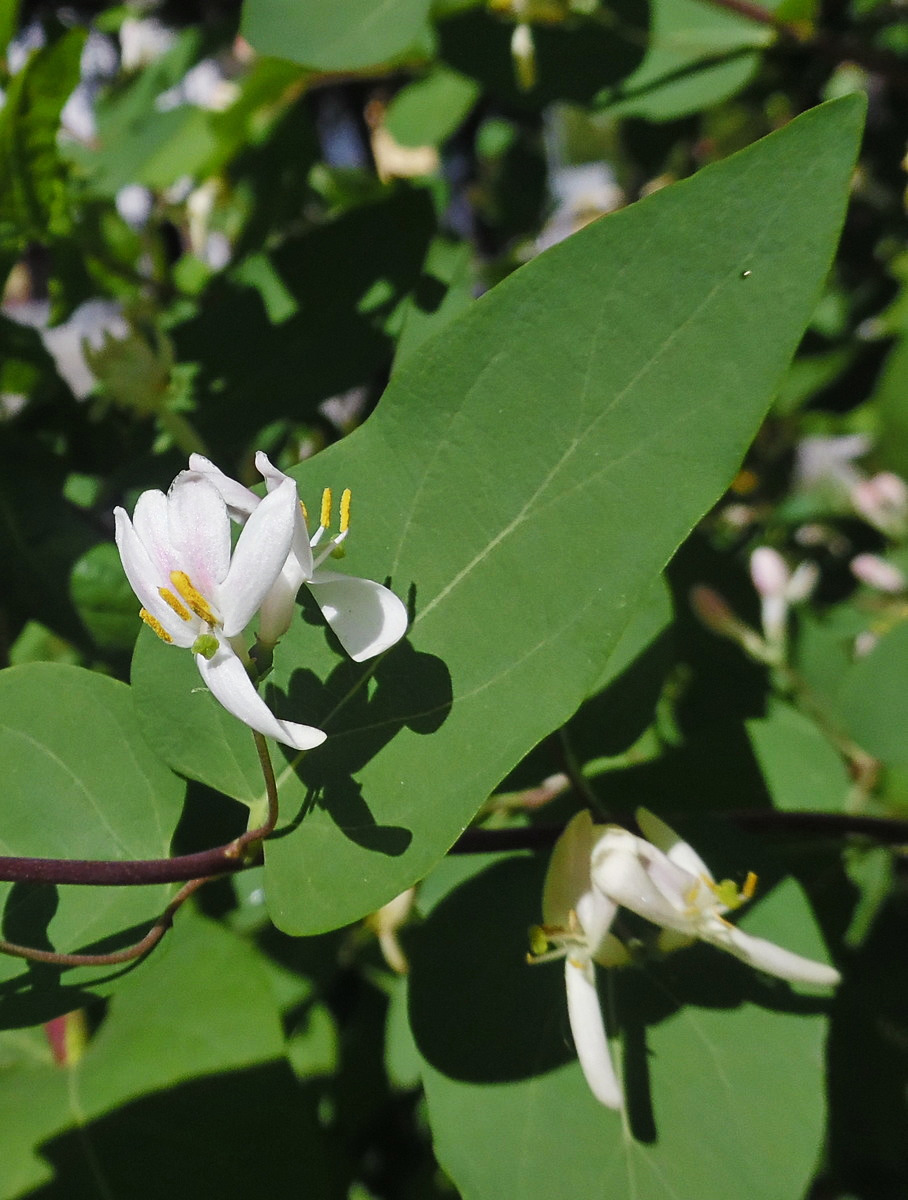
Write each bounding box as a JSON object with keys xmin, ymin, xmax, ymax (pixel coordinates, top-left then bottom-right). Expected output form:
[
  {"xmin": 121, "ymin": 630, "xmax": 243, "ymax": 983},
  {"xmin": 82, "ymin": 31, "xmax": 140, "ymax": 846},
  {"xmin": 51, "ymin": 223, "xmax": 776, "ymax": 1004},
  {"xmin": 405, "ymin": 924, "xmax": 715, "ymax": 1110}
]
[
  {"xmin": 167, "ymin": 475, "xmax": 231, "ymax": 594},
  {"xmin": 564, "ymin": 958, "xmax": 623, "ymax": 1109},
  {"xmin": 219, "ymin": 478, "xmax": 298, "ymax": 636},
  {"xmin": 592, "ymin": 830, "xmax": 696, "ymax": 933},
  {"xmin": 130, "ymin": 489, "xmax": 176, "ymax": 577},
  {"xmin": 114, "ymin": 506, "xmax": 195, "ymax": 646},
  {"xmin": 307, "ymin": 570, "xmax": 408, "ymax": 662},
  {"xmin": 635, "ymin": 808, "xmax": 712, "ymax": 881},
  {"xmin": 187, "ymin": 454, "xmax": 259, "ymax": 521},
  {"xmin": 711, "ymin": 924, "xmax": 841, "ymax": 987},
  {"xmin": 195, "ymin": 640, "xmax": 326, "ymax": 751}
]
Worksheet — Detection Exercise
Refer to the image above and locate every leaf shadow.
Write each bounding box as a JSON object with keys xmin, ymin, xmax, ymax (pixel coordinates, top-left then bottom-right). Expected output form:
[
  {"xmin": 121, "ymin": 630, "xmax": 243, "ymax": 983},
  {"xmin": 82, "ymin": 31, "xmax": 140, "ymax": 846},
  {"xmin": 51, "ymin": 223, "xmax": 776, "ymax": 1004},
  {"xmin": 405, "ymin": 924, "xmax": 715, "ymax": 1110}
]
[
  {"xmin": 267, "ymin": 630, "xmax": 453, "ymax": 856},
  {"xmin": 0, "ymin": 883, "xmax": 169, "ymax": 1028},
  {"xmin": 408, "ymin": 854, "xmax": 835, "ymax": 1127}
]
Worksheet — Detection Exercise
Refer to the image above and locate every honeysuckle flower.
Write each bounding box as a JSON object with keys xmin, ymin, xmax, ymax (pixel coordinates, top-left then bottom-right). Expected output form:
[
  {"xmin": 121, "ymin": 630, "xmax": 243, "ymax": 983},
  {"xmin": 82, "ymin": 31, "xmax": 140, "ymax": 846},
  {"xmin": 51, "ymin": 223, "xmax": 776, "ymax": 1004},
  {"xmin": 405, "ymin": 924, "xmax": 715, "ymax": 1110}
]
[
  {"xmin": 187, "ymin": 452, "xmax": 408, "ymax": 661},
  {"xmin": 592, "ymin": 808, "xmax": 841, "ymax": 987},
  {"xmin": 530, "ymin": 811, "xmax": 629, "ymax": 1108},
  {"xmin": 749, "ymin": 546, "xmax": 818, "ymax": 652},
  {"xmin": 851, "ymin": 471, "xmax": 908, "ymax": 539},
  {"xmin": 851, "ymin": 552, "xmax": 907, "ymax": 594},
  {"xmin": 114, "ymin": 470, "xmax": 326, "ymax": 751}
]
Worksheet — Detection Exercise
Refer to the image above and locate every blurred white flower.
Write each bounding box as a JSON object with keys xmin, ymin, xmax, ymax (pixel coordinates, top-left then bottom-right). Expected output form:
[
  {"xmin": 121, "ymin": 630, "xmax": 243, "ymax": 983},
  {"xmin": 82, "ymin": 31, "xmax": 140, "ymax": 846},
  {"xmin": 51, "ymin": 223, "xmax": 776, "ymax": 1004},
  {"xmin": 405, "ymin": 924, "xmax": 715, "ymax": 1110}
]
[
  {"xmin": 4, "ymin": 299, "xmax": 129, "ymax": 399},
  {"xmin": 851, "ymin": 472, "xmax": 908, "ymax": 539},
  {"xmin": 794, "ymin": 433, "xmax": 871, "ymax": 495},
  {"xmin": 120, "ymin": 17, "xmax": 176, "ymax": 72},
  {"xmin": 850, "ymin": 552, "xmax": 907, "ymax": 594},
  {"xmin": 750, "ymin": 546, "xmax": 818, "ymax": 651},
  {"xmin": 116, "ymin": 184, "xmax": 154, "ymax": 229}
]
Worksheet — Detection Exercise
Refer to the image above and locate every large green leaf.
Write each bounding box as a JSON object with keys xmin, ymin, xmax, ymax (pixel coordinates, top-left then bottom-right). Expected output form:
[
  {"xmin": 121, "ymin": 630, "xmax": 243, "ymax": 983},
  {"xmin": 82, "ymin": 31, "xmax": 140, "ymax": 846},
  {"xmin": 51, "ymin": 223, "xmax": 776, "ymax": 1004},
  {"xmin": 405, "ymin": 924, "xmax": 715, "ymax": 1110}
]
[
  {"xmin": 0, "ymin": 664, "xmax": 184, "ymax": 1007},
  {"xmin": 240, "ymin": 0, "xmax": 434, "ymax": 70},
  {"xmin": 131, "ymin": 97, "xmax": 864, "ymax": 935},
  {"xmin": 0, "ymin": 913, "xmax": 295, "ymax": 1198},
  {"xmin": 410, "ymin": 851, "xmax": 835, "ymax": 1200}
]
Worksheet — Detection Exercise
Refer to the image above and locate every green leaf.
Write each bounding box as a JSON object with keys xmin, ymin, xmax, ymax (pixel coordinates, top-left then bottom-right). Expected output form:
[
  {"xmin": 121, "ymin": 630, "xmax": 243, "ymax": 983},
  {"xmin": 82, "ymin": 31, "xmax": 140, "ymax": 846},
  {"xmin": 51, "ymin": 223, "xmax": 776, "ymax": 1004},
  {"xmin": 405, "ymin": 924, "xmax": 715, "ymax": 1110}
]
[
  {"xmin": 598, "ymin": 0, "xmax": 776, "ymax": 121},
  {"xmin": 385, "ymin": 65, "xmax": 480, "ymax": 146},
  {"xmin": 410, "ymin": 852, "xmax": 834, "ymax": 1200},
  {"xmin": 0, "ymin": 30, "xmax": 85, "ymax": 247},
  {"xmin": 241, "ymin": 0, "xmax": 435, "ymax": 70},
  {"xmin": 0, "ymin": 913, "xmax": 293, "ymax": 1198},
  {"xmin": 0, "ymin": 663, "xmax": 185, "ymax": 1003},
  {"xmin": 746, "ymin": 698, "xmax": 851, "ymax": 812},
  {"xmin": 131, "ymin": 98, "xmax": 864, "ymax": 935}
]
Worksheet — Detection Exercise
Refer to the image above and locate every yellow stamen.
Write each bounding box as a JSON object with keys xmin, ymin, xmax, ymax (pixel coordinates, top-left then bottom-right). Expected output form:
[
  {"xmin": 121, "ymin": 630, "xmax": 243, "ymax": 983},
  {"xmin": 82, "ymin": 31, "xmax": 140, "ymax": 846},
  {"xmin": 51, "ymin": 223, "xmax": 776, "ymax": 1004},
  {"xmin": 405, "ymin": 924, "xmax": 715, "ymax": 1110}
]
[
  {"xmin": 158, "ymin": 586, "xmax": 192, "ymax": 621},
  {"xmin": 299, "ymin": 499, "xmax": 309, "ymax": 524},
  {"xmin": 320, "ymin": 487, "xmax": 332, "ymax": 529},
  {"xmin": 139, "ymin": 609, "xmax": 173, "ymax": 644},
  {"xmin": 742, "ymin": 871, "xmax": 758, "ymax": 901},
  {"xmin": 339, "ymin": 488, "xmax": 351, "ymax": 534},
  {"xmin": 170, "ymin": 570, "xmax": 218, "ymax": 625}
]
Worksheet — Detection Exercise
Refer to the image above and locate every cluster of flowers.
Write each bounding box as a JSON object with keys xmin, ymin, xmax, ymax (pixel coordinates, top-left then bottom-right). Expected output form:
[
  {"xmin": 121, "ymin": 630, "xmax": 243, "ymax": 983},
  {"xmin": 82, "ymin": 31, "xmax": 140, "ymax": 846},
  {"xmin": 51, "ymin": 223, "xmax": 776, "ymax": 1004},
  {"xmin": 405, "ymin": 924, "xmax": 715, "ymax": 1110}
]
[
  {"xmin": 533, "ymin": 809, "xmax": 840, "ymax": 1109},
  {"xmin": 114, "ymin": 452, "xmax": 408, "ymax": 750}
]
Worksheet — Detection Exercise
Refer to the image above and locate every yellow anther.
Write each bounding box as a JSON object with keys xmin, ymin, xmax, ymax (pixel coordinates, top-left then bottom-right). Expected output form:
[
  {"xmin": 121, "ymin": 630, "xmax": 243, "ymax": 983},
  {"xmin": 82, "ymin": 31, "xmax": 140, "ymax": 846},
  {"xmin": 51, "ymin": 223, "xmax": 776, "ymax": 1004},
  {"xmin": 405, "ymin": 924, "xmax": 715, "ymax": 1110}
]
[
  {"xmin": 320, "ymin": 487, "xmax": 332, "ymax": 529},
  {"xmin": 170, "ymin": 570, "xmax": 219, "ymax": 625},
  {"xmin": 299, "ymin": 499, "xmax": 309, "ymax": 524},
  {"xmin": 339, "ymin": 488, "xmax": 351, "ymax": 534},
  {"xmin": 742, "ymin": 871, "xmax": 758, "ymax": 901},
  {"xmin": 158, "ymin": 586, "xmax": 192, "ymax": 621},
  {"xmin": 139, "ymin": 609, "xmax": 173, "ymax": 644}
]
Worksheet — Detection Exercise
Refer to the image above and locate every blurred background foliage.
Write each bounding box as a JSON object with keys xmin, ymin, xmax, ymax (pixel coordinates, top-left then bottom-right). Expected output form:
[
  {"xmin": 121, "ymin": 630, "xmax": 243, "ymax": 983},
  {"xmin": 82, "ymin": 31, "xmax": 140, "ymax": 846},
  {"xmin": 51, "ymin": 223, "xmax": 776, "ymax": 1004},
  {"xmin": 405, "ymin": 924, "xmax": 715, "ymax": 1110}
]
[{"xmin": 0, "ymin": 0, "xmax": 907, "ymax": 1197}]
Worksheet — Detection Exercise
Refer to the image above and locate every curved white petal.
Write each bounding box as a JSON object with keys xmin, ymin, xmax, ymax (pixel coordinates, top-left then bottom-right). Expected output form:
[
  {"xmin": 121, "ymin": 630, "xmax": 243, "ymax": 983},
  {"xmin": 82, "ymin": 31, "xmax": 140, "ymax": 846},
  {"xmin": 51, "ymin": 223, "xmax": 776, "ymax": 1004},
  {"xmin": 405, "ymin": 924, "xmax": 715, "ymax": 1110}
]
[
  {"xmin": 167, "ymin": 475, "xmax": 231, "ymax": 596},
  {"xmin": 187, "ymin": 453, "xmax": 259, "ymax": 521},
  {"xmin": 593, "ymin": 831, "xmax": 696, "ymax": 933},
  {"xmin": 710, "ymin": 923, "xmax": 841, "ymax": 986},
  {"xmin": 130, "ymin": 489, "xmax": 175, "ymax": 576},
  {"xmin": 253, "ymin": 453, "xmax": 316, "ymax": 579},
  {"xmin": 195, "ymin": 641, "xmax": 326, "ymax": 751},
  {"xmin": 564, "ymin": 958, "xmax": 622, "ymax": 1109},
  {"xmin": 635, "ymin": 808, "xmax": 712, "ymax": 881},
  {"xmin": 307, "ymin": 570, "xmax": 408, "ymax": 661},
  {"xmin": 114, "ymin": 506, "xmax": 195, "ymax": 646},
  {"xmin": 220, "ymin": 478, "xmax": 297, "ymax": 637}
]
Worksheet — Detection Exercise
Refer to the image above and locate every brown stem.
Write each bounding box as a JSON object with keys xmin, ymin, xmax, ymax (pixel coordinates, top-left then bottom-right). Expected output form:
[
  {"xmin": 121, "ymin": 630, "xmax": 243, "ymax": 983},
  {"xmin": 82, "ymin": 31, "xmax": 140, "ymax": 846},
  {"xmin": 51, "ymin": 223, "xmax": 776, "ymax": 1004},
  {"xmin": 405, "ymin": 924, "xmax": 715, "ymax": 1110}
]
[{"xmin": 0, "ymin": 733, "xmax": 280, "ymax": 968}]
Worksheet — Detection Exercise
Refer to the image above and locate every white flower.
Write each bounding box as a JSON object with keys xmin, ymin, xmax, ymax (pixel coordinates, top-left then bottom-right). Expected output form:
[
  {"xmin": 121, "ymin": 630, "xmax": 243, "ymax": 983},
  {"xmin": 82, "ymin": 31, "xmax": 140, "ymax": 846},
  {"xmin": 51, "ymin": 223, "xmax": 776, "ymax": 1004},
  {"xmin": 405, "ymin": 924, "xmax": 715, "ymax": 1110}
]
[
  {"xmin": 749, "ymin": 546, "xmax": 818, "ymax": 651},
  {"xmin": 531, "ymin": 811, "xmax": 629, "ymax": 1109},
  {"xmin": 114, "ymin": 470, "xmax": 326, "ymax": 751},
  {"xmin": 187, "ymin": 451, "xmax": 408, "ymax": 661},
  {"xmin": 592, "ymin": 809, "xmax": 841, "ymax": 987}
]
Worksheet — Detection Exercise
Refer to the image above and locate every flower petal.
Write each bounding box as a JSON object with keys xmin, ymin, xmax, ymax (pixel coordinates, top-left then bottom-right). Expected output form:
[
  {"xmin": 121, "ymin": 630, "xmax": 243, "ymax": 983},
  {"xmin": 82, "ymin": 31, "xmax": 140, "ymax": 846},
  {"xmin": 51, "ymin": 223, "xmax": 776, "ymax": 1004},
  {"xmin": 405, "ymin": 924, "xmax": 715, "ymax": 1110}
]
[
  {"xmin": 167, "ymin": 474, "xmax": 232, "ymax": 595},
  {"xmin": 592, "ymin": 830, "xmax": 696, "ymax": 933},
  {"xmin": 307, "ymin": 570, "xmax": 408, "ymax": 661},
  {"xmin": 564, "ymin": 958, "xmax": 623, "ymax": 1108},
  {"xmin": 635, "ymin": 808, "xmax": 712, "ymax": 881},
  {"xmin": 219, "ymin": 478, "xmax": 298, "ymax": 636},
  {"xmin": 542, "ymin": 810, "xmax": 597, "ymax": 928},
  {"xmin": 187, "ymin": 453, "xmax": 259, "ymax": 522},
  {"xmin": 195, "ymin": 640, "xmax": 326, "ymax": 751},
  {"xmin": 709, "ymin": 923, "xmax": 841, "ymax": 986},
  {"xmin": 114, "ymin": 506, "xmax": 195, "ymax": 646}
]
